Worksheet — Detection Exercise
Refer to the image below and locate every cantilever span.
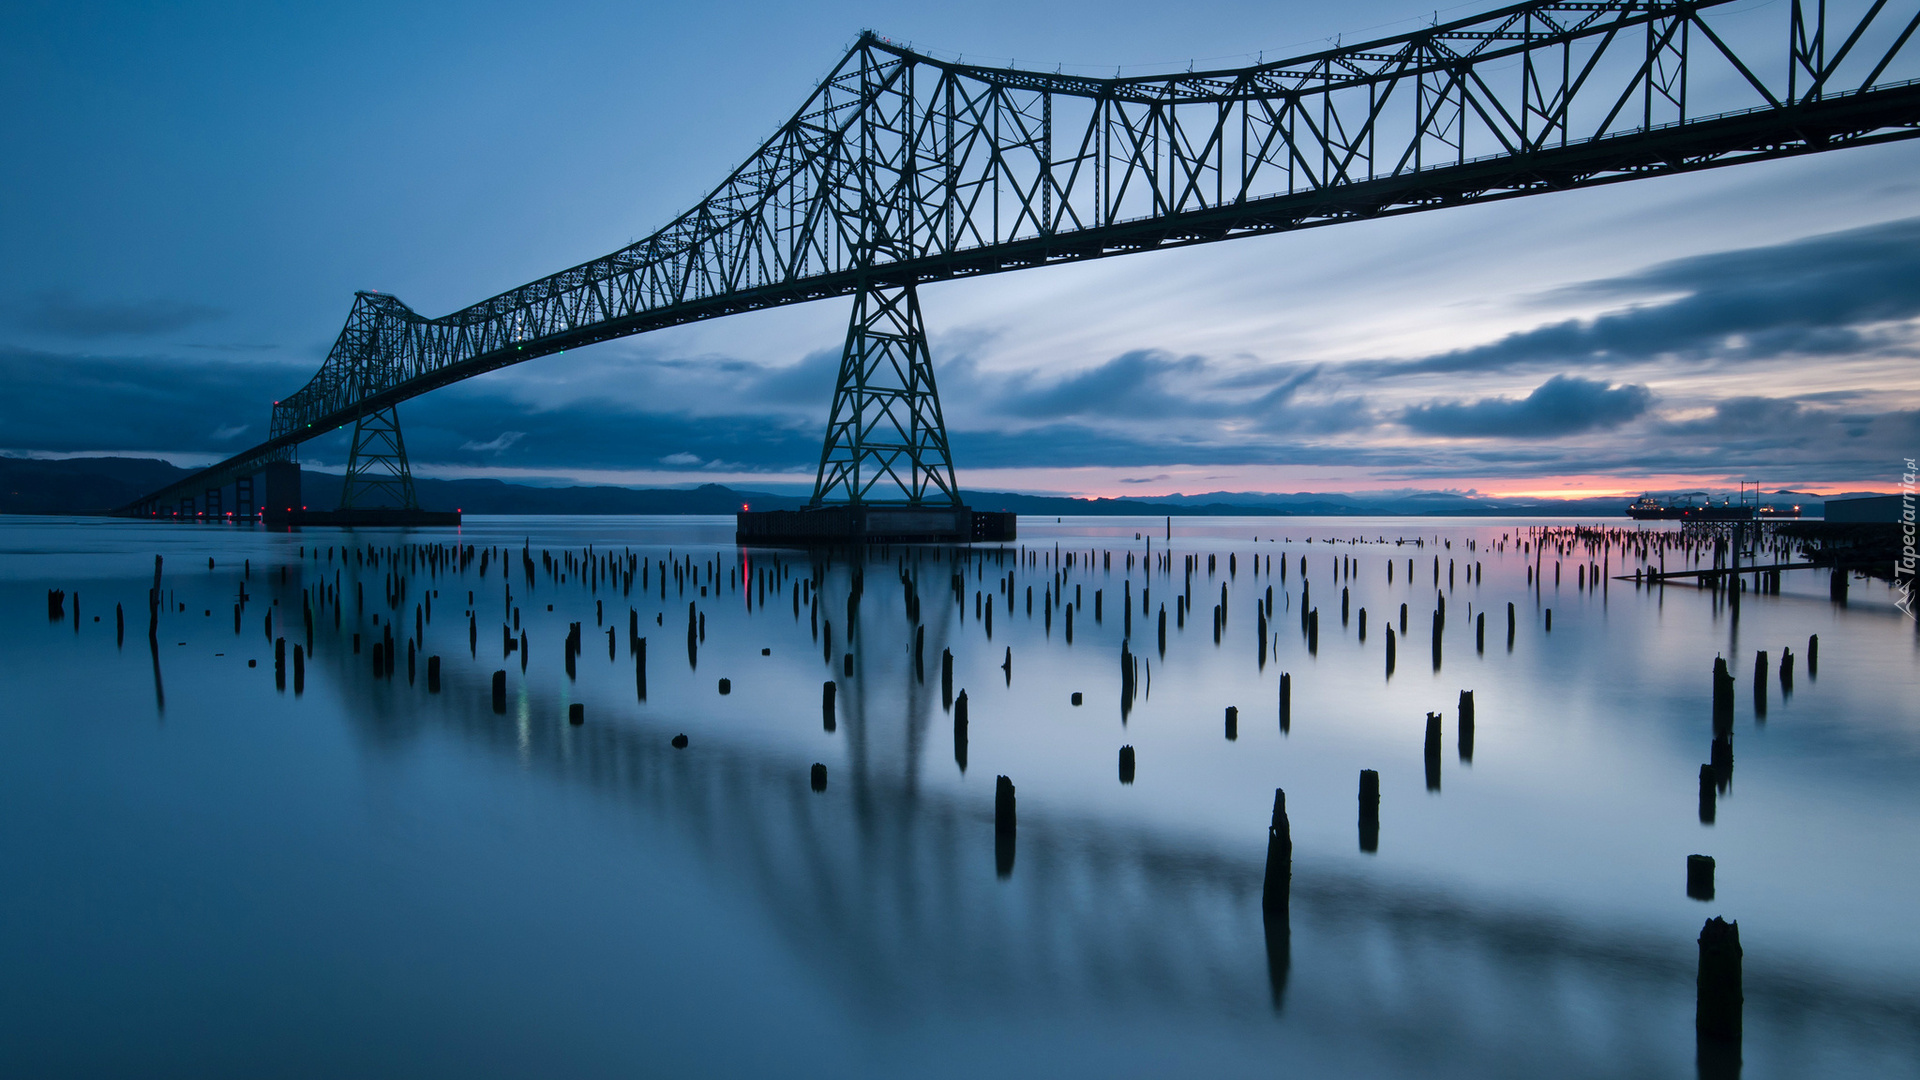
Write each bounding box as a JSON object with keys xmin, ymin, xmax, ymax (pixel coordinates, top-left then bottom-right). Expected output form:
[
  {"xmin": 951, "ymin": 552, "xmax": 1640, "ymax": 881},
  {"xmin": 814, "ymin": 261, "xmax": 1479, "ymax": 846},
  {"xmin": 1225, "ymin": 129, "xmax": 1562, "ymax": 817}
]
[{"xmin": 122, "ymin": 0, "xmax": 1920, "ymax": 522}]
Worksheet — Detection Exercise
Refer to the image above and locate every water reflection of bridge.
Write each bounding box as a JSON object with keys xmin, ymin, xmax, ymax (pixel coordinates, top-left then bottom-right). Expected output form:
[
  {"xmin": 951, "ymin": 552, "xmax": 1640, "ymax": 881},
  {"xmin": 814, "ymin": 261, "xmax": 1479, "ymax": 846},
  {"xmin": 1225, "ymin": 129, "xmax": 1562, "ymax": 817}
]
[{"xmin": 290, "ymin": 632, "xmax": 1920, "ymax": 1074}]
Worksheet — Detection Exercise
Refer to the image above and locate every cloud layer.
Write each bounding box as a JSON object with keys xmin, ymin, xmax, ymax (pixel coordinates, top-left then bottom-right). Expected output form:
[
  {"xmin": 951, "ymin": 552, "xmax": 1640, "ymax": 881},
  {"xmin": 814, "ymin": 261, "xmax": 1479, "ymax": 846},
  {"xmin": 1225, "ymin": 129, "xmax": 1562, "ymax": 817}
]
[
  {"xmin": 1365, "ymin": 217, "xmax": 1920, "ymax": 376},
  {"xmin": 5, "ymin": 292, "xmax": 226, "ymax": 338},
  {"xmin": 4, "ymin": 216, "xmax": 1919, "ymax": 491},
  {"xmin": 1400, "ymin": 376, "xmax": 1653, "ymax": 437}
]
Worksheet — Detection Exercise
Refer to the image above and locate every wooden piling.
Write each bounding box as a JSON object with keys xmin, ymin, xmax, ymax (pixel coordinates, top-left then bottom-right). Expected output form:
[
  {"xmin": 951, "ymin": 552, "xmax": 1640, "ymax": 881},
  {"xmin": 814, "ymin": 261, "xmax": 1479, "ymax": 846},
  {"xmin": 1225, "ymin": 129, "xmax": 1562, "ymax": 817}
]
[
  {"xmin": 569, "ymin": 703, "xmax": 584, "ymax": 725},
  {"xmin": 1696, "ymin": 917, "xmax": 1743, "ymax": 1042},
  {"xmin": 1424, "ymin": 712, "xmax": 1442, "ymax": 791},
  {"xmin": 1712, "ymin": 657, "xmax": 1735, "ymax": 733},
  {"xmin": 1279, "ymin": 672, "xmax": 1291, "ymax": 733},
  {"xmin": 822, "ymin": 680, "xmax": 837, "ymax": 732},
  {"xmin": 1458, "ymin": 690, "xmax": 1475, "ymax": 762},
  {"xmin": 1687, "ymin": 854, "xmax": 1715, "ymax": 901},
  {"xmin": 811, "ymin": 763, "xmax": 827, "ymax": 791},
  {"xmin": 1118, "ymin": 745, "xmax": 1135, "ymax": 783},
  {"xmin": 492, "ymin": 670, "xmax": 507, "ymax": 712},
  {"xmin": 1262, "ymin": 788, "xmax": 1292, "ymax": 914},
  {"xmin": 995, "ymin": 775, "xmax": 1017, "ymax": 835},
  {"xmin": 427, "ymin": 654, "xmax": 440, "ymax": 692},
  {"xmin": 1225, "ymin": 705, "xmax": 1238, "ymax": 741},
  {"xmin": 1358, "ymin": 769, "xmax": 1380, "ymax": 853},
  {"xmin": 953, "ymin": 690, "xmax": 967, "ymax": 772}
]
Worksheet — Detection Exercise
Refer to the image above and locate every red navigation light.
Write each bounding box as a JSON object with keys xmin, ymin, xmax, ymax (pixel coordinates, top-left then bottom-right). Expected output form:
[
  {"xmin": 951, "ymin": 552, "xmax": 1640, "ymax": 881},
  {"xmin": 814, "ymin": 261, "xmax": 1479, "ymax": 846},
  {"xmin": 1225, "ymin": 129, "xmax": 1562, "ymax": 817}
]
[{"xmin": 742, "ymin": 503, "xmax": 750, "ymax": 512}]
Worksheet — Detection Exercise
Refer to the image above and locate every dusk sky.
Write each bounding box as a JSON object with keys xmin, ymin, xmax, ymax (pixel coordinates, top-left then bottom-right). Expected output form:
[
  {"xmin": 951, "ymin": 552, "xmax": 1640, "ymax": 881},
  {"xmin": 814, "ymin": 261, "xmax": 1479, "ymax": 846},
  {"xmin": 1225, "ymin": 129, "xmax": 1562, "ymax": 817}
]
[{"xmin": 4, "ymin": 0, "xmax": 1918, "ymax": 499}]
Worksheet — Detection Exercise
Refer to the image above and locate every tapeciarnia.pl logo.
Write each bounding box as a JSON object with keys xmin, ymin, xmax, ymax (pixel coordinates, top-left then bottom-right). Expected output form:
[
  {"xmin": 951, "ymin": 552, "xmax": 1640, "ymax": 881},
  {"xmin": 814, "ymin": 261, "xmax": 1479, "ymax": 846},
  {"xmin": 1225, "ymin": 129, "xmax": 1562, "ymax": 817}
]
[{"xmin": 1898, "ymin": 458, "xmax": 1916, "ymax": 621}]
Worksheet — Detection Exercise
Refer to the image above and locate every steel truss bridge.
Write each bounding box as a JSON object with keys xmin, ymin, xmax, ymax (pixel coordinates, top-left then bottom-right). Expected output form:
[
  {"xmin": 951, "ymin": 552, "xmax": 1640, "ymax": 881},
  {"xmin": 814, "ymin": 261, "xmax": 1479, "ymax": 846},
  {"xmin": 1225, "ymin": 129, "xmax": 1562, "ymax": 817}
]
[{"xmin": 122, "ymin": 0, "xmax": 1920, "ymax": 519}]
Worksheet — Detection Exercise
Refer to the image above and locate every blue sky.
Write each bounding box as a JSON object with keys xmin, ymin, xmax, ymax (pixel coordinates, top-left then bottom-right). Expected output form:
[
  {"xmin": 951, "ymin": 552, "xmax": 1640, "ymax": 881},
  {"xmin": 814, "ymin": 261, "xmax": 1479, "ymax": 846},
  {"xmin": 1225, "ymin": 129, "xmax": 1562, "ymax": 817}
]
[{"xmin": 3, "ymin": 0, "xmax": 1918, "ymax": 498}]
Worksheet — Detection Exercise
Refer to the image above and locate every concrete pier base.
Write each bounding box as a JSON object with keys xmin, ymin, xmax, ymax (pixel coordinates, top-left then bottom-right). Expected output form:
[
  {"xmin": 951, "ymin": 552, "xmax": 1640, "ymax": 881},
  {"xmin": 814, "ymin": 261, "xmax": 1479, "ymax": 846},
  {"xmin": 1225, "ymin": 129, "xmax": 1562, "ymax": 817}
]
[
  {"xmin": 737, "ymin": 504, "xmax": 1014, "ymax": 545},
  {"xmin": 286, "ymin": 508, "xmax": 462, "ymax": 528}
]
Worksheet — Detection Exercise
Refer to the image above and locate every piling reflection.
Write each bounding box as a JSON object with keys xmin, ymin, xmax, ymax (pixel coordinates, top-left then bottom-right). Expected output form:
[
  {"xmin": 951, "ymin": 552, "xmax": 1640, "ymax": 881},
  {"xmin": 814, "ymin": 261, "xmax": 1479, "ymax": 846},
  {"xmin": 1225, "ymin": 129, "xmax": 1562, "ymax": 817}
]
[
  {"xmin": 305, "ymin": 645, "xmax": 1914, "ymax": 1074},
  {"xmin": 21, "ymin": 518, "xmax": 1920, "ymax": 1078}
]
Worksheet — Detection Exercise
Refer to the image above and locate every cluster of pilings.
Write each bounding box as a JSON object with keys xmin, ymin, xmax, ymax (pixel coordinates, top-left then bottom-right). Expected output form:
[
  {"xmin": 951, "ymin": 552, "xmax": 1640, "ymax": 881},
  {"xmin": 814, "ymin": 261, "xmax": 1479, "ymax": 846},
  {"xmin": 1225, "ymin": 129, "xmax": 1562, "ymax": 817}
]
[{"xmin": 71, "ymin": 519, "xmax": 1852, "ymax": 1059}]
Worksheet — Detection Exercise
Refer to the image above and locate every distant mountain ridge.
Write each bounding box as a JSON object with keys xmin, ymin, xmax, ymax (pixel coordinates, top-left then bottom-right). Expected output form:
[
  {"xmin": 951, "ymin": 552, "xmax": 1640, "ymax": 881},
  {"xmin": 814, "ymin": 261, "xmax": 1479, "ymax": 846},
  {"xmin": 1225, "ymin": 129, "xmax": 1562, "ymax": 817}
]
[{"xmin": 0, "ymin": 455, "xmax": 1863, "ymax": 518}]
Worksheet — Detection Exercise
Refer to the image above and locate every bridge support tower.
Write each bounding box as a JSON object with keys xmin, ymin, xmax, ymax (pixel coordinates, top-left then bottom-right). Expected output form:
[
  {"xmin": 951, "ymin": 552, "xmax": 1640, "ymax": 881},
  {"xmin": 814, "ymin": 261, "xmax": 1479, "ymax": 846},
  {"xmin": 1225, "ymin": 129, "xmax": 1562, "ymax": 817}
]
[
  {"xmin": 738, "ymin": 278, "xmax": 1012, "ymax": 546},
  {"xmin": 341, "ymin": 406, "xmax": 419, "ymax": 511},
  {"xmin": 283, "ymin": 407, "xmax": 457, "ymax": 527}
]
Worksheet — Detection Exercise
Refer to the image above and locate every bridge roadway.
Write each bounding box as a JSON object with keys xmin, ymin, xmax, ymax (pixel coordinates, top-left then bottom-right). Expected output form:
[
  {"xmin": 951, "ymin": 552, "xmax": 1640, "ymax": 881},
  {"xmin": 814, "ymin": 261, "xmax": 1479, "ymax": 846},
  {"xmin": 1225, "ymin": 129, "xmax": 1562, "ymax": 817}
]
[
  {"xmin": 123, "ymin": 0, "xmax": 1920, "ymax": 516},
  {"xmin": 253, "ymin": 555, "xmax": 1920, "ymax": 1071}
]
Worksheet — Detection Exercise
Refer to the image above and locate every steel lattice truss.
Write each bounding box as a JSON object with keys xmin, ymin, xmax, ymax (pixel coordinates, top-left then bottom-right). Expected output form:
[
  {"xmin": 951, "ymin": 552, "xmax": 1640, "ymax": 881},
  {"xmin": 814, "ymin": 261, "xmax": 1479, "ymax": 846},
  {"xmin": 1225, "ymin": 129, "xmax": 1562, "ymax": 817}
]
[
  {"xmin": 125, "ymin": 0, "xmax": 1920, "ymax": 514},
  {"xmin": 339, "ymin": 407, "xmax": 419, "ymax": 509},
  {"xmin": 814, "ymin": 280, "xmax": 959, "ymax": 505}
]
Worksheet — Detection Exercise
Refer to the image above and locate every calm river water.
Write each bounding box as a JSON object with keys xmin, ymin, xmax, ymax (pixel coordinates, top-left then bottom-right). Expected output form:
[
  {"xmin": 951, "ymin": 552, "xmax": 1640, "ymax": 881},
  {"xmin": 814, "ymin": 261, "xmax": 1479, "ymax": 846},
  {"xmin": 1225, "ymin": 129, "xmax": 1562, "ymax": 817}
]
[{"xmin": 1, "ymin": 514, "xmax": 1915, "ymax": 1079}]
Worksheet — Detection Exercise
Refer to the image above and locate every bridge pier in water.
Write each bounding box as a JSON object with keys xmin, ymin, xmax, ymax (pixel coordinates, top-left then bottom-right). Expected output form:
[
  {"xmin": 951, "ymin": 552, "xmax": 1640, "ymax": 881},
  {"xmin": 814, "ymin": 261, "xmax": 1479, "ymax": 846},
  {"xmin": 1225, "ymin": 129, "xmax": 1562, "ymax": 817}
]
[
  {"xmin": 738, "ymin": 276, "xmax": 1014, "ymax": 546},
  {"xmin": 284, "ymin": 406, "xmax": 459, "ymax": 527}
]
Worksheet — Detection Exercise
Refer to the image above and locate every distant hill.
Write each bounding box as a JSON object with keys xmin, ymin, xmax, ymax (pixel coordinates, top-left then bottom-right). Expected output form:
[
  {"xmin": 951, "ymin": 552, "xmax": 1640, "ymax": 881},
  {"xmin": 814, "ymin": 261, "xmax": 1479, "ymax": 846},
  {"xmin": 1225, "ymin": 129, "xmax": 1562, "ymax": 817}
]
[
  {"xmin": 0, "ymin": 457, "xmax": 812, "ymax": 516},
  {"xmin": 296, "ymin": 473, "xmax": 810, "ymax": 516},
  {"xmin": 0, "ymin": 455, "xmax": 1869, "ymax": 518},
  {"xmin": 0, "ymin": 456, "xmax": 201, "ymax": 515}
]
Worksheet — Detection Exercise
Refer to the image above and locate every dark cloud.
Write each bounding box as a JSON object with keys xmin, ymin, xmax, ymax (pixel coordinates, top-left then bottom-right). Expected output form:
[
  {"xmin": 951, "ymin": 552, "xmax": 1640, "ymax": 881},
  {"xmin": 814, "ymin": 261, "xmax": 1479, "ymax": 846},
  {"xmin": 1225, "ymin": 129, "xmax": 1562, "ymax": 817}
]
[
  {"xmin": 0, "ymin": 346, "xmax": 298, "ymax": 453},
  {"xmin": 1400, "ymin": 375, "xmax": 1652, "ymax": 438},
  {"xmin": 1658, "ymin": 396, "xmax": 1810, "ymax": 436},
  {"xmin": 1364, "ymin": 217, "xmax": 1920, "ymax": 375},
  {"xmin": 998, "ymin": 350, "xmax": 1212, "ymax": 419},
  {"xmin": 391, "ymin": 383, "xmax": 821, "ymax": 472},
  {"xmin": 986, "ymin": 348, "xmax": 1369, "ymax": 434},
  {"xmin": 8, "ymin": 291, "xmax": 226, "ymax": 338}
]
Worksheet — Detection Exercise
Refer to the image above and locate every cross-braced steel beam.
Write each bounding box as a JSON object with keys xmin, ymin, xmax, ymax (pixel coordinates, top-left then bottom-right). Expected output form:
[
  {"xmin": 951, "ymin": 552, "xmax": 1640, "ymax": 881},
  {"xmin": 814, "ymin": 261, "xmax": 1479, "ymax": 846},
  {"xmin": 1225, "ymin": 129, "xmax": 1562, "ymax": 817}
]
[
  {"xmin": 813, "ymin": 279, "xmax": 959, "ymax": 506},
  {"xmin": 340, "ymin": 406, "xmax": 419, "ymax": 510}
]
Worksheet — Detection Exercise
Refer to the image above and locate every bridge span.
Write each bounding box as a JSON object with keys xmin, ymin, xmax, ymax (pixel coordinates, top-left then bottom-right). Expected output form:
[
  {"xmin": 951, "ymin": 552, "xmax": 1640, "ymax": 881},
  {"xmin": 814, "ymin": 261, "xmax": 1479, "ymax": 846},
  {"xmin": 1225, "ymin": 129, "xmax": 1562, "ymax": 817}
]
[{"xmin": 120, "ymin": 0, "xmax": 1920, "ymax": 524}]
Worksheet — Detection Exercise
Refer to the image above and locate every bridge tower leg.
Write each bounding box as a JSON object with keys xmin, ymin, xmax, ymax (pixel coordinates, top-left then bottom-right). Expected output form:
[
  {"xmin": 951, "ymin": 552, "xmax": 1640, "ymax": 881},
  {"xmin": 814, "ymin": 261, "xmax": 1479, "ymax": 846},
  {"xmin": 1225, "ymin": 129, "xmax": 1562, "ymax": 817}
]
[
  {"xmin": 339, "ymin": 406, "xmax": 420, "ymax": 510},
  {"xmin": 811, "ymin": 279, "xmax": 959, "ymax": 507},
  {"xmin": 235, "ymin": 474, "xmax": 254, "ymax": 522}
]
